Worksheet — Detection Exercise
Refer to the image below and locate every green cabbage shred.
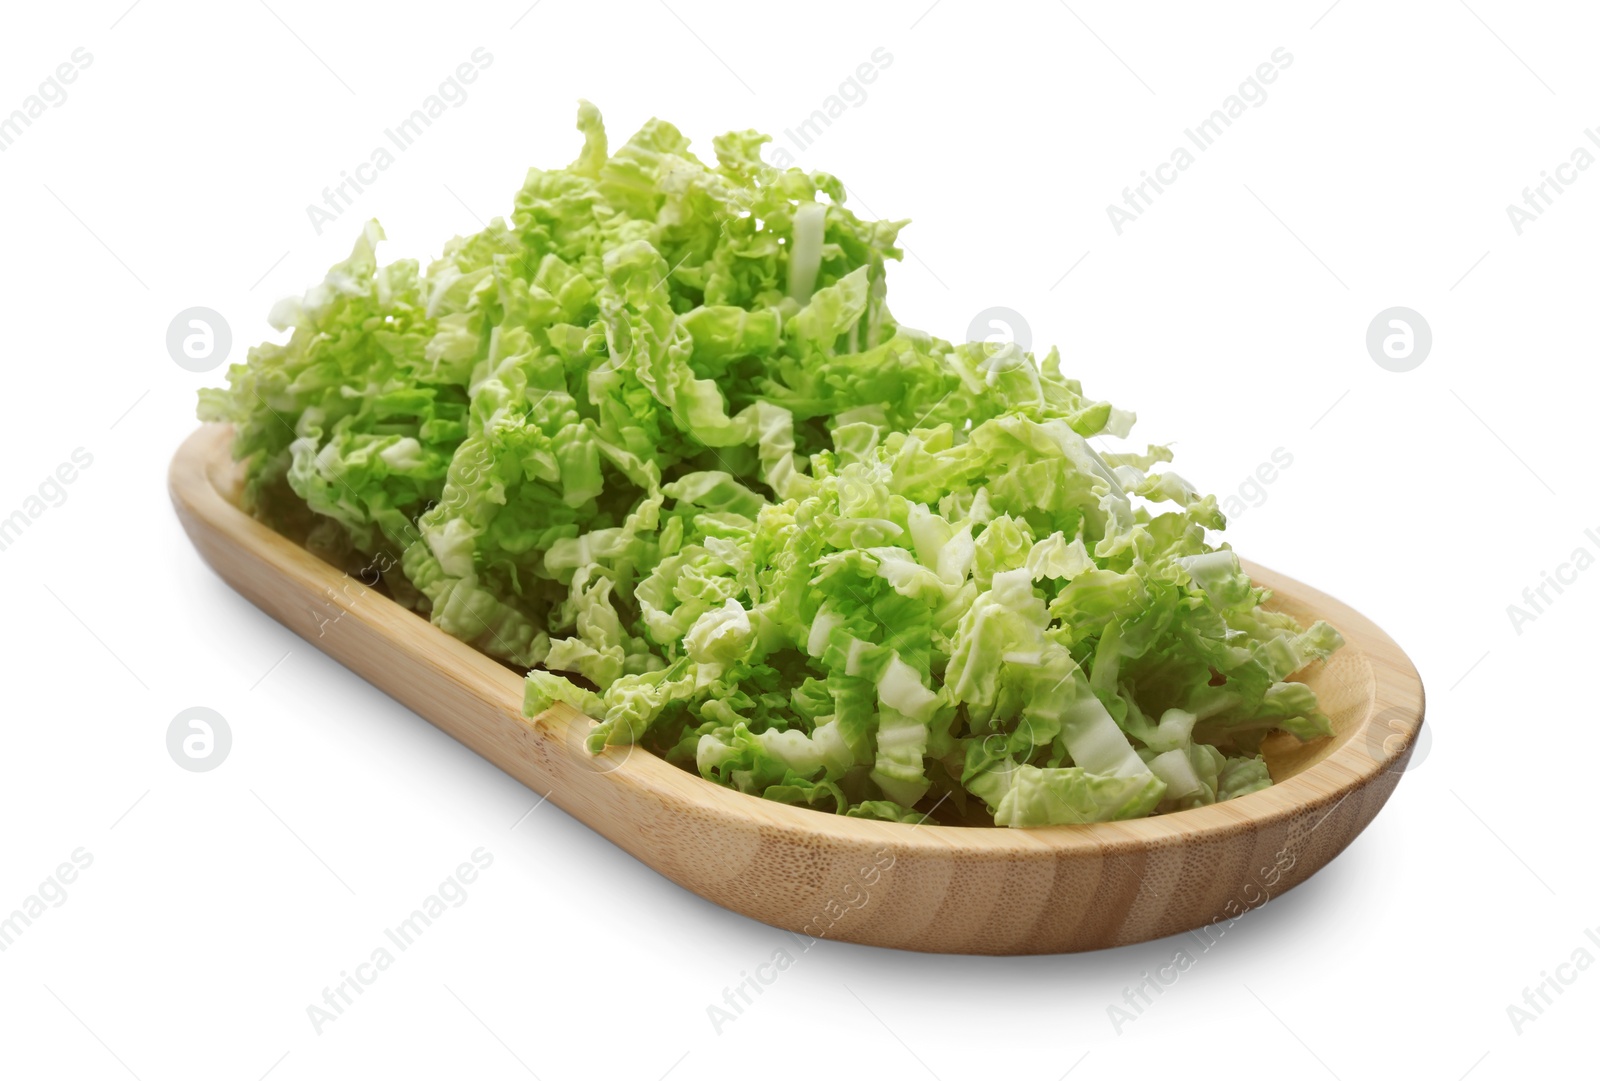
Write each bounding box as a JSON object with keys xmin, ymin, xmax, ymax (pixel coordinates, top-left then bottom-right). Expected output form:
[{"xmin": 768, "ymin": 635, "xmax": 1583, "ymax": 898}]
[{"xmin": 199, "ymin": 103, "xmax": 1342, "ymax": 827}]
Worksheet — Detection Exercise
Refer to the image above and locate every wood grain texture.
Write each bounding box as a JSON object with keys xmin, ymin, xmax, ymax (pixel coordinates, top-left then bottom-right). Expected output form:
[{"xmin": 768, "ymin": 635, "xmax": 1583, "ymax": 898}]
[{"xmin": 170, "ymin": 424, "xmax": 1425, "ymax": 954}]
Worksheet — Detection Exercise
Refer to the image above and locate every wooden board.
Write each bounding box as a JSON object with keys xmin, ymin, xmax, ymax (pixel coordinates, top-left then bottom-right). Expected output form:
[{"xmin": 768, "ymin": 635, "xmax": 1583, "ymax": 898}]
[{"xmin": 170, "ymin": 424, "xmax": 1425, "ymax": 954}]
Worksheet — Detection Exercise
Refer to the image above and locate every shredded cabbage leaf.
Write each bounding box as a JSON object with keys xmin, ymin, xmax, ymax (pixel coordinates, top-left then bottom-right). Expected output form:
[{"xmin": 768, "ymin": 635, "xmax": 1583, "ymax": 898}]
[{"xmin": 200, "ymin": 103, "xmax": 1342, "ymax": 827}]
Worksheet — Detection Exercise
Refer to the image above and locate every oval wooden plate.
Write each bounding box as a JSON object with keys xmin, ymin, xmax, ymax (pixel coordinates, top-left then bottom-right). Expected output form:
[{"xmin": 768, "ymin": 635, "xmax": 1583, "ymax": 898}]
[{"xmin": 171, "ymin": 424, "xmax": 1425, "ymax": 955}]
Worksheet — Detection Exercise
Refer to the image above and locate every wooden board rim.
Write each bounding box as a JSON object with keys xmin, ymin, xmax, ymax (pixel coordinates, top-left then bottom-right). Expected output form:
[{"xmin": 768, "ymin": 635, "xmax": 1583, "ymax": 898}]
[{"xmin": 170, "ymin": 423, "xmax": 1424, "ymax": 857}]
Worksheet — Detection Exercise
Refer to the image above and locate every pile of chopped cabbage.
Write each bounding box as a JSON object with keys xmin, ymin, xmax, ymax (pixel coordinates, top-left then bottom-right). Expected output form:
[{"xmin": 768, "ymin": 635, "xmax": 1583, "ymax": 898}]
[{"xmin": 200, "ymin": 103, "xmax": 1342, "ymax": 827}]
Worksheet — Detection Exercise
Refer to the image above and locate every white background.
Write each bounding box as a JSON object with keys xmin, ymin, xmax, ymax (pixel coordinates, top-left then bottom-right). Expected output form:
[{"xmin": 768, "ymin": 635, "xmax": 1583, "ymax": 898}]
[{"xmin": 1, "ymin": 0, "xmax": 1594, "ymax": 1077}]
